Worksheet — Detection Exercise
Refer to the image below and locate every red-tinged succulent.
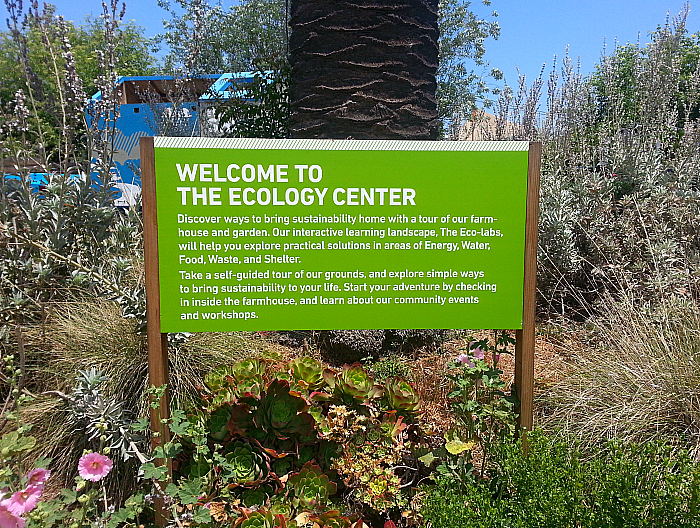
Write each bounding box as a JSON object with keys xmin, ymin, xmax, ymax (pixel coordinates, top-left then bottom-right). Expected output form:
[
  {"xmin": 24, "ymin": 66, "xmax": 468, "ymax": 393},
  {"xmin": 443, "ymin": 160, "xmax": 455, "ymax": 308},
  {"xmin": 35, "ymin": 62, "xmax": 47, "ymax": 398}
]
[
  {"xmin": 325, "ymin": 364, "xmax": 383, "ymax": 404},
  {"xmin": 384, "ymin": 378, "xmax": 421, "ymax": 415},
  {"xmin": 233, "ymin": 509, "xmax": 288, "ymax": 528},
  {"xmin": 309, "ymin": 510, "xmax": 352, "ymax": 528},
  {"xmin": 223, "ymin": 439, "xmax": 271, "ymax": 488},
  {"xmin": 252, "ymin": 379, "xmax": 317, "ymax": 443},
  {"xmin": 287, "ymin": 462, "xmax": 337, "ymax": 510},
  {"xmin": 289, "ymin": 356, "xmax": 327, "ymax": 391}
]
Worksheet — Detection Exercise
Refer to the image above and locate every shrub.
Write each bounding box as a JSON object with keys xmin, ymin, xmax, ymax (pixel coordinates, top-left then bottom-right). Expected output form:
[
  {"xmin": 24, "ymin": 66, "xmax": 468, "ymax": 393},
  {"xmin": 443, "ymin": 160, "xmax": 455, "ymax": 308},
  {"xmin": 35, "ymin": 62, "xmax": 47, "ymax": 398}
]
[
  {"xmin": 490, "ymin": 8, "xmax": 700, "ymax": 315},
  {"xmin": 420, "ymin": 430, "xmax": 700, "ymax": 528}
]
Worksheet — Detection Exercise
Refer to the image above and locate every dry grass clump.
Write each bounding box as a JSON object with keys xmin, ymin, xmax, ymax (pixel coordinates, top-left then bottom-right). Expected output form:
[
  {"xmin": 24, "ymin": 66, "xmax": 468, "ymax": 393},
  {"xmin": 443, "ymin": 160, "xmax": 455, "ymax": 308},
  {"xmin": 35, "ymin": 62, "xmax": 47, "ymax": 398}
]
[
  {"xmin": 17, "ymin": 296, "xmax": 269, "ymax": 495},
  {"xmin": 539, "ymin": 294, "xmax": 700, "ymax": 459}
]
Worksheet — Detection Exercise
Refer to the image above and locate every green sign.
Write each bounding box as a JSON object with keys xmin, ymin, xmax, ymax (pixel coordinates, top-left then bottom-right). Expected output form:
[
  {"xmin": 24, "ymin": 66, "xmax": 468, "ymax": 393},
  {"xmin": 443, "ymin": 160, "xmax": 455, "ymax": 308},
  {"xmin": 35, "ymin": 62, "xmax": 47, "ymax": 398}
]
[{"xmin": 153, "ymin": 138, "xmax": 530, "ymax": 332}]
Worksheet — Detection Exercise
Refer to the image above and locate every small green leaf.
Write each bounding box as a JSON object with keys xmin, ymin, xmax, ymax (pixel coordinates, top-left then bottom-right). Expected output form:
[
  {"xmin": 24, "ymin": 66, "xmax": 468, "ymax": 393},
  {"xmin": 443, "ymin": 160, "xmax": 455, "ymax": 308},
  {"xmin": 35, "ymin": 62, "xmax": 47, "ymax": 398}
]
[
  {"xmin": 141, "ymin": 462, "xmax": 168, "ymax": 480},
  {"xmin": 132, "ymin": 417, "xmax": 150, "ymax": 432},
  {"xmin": 61, "ymin": 488, "xmax": 77, "ymax": 504},
  {"xmin": 178, "ymin": 478, "xmax": 202, "ymax": 505},
  {"xmin": 418, "ymin": 452, "xmax": 438, "ymax": 466},
  {"xmin": 445, "ymin": 439, "xmax": 475, "ymax": 455},
  {"xmin": 192, "ymin": 505, "xmax": 212, "ymax": 524},
  {"xmin": 32, "ymin": 456, "xmax": 52, "ymax": 469}
]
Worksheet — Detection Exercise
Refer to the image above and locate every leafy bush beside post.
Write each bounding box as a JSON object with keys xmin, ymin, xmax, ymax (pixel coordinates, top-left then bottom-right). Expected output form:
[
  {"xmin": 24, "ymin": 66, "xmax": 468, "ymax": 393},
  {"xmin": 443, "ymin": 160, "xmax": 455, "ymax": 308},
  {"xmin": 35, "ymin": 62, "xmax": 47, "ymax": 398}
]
[{"xmin": 421, "ymin": 430, "xmax": 700, "ymax": 528}]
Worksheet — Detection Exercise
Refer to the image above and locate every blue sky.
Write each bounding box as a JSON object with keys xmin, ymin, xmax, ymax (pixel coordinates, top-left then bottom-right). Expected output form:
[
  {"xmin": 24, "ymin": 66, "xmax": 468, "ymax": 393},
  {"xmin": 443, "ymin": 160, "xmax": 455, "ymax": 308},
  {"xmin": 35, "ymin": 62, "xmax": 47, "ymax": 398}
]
[{"xmin": 2, "ymin": 0, "xmax": 698, "ymax": 91}]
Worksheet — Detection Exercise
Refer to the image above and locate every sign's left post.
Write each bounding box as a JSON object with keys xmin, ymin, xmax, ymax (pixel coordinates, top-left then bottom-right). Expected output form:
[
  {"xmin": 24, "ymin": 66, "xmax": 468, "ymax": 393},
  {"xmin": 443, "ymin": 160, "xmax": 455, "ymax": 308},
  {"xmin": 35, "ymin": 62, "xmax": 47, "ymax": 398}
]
[{"xmin": 140, "ymin": 137, "xmax": 172, "ymax": 525}]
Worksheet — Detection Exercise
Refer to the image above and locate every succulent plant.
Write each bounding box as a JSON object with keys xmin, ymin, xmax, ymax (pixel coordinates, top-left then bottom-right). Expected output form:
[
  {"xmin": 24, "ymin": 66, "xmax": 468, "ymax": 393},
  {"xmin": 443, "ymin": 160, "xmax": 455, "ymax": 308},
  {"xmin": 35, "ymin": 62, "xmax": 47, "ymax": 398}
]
[
  {"xmin": 209, "ymin": 405, "xmax": 232, "ymax": 441},
  {"xmin": 384, "ymin": 379, "xmax": 421, "ymax": 415},
  {"xmin": 325, "ymin": 363, "xmax": 383, "ymax": 404},
  {"xmin": 233, "ymin": 509, "xmax": 289, "ymax": 528},
  {"xmin": 309, "ymin": 510, "xmax": 352, "ymax": 528},
  {"xmin": 204, "ymin": 360, "xmax": 265, "ymax": 408},
  {"xmin": 236, "ymin": 484, "xmax": 276, "ymax": 508},
  {"xmin": 223, "ymin": 439, "xmax": 271, "ymax": 488},
  {"xmin": 232, "ymin": 358, "xmax": 267, "ymax": 380},
  {"xmin": 289, "ymin": 356, "xmax": 327, "ymax": 391},
  {"xmin": 252, "ymin": 380, "xmax": 317, "ymax": 443},
  {"xmin": 287, "ymin": 462, "xmax": 337, "ymax": 510}
]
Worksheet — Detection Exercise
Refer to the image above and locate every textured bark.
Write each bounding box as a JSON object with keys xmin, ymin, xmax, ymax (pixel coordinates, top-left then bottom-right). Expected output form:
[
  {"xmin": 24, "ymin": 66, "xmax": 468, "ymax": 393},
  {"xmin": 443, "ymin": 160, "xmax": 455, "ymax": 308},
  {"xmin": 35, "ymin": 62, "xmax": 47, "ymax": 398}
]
[{"xmin": 289, "ymin": 0, "xmax": 439, "ymax": 140}]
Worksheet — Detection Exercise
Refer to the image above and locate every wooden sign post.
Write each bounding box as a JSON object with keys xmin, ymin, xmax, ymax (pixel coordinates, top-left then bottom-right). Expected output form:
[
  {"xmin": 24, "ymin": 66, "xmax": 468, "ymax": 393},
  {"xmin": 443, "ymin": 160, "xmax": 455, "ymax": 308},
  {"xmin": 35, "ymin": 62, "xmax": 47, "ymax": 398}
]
[
  {"xmin": 514, "ymin": 142, "xmax": 541, "ymax": 435},
  {"xmin": 140, "ymin": 137, "xmax": 172, "ymax": 525}
]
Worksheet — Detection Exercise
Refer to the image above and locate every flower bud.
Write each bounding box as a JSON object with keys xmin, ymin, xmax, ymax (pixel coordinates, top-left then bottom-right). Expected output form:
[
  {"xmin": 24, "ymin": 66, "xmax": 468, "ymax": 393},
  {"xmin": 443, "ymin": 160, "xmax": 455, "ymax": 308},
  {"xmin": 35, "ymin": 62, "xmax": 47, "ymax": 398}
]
[
  {"xmin": 76, "ymin": 480, "xmax": 86, "ymax": 491},
  {"xmin": 78, "ymin": 494, "xmax": 90, "ymax": 504}
]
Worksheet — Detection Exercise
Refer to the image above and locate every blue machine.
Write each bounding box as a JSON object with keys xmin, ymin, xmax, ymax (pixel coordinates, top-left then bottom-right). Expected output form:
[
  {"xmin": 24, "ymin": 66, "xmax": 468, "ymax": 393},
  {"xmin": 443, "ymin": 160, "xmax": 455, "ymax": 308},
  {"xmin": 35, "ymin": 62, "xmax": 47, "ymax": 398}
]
[{"xmin": 87, "ymin": 73, "xmax": 256, "ymax": 206}]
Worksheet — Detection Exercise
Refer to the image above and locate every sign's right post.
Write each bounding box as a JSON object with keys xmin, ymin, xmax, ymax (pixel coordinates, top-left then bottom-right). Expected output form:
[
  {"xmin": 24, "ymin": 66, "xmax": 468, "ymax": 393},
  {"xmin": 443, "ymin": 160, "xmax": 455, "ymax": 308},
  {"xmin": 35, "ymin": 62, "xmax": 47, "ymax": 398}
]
[{"xmin": 514, "ymin": 142, "xmax": 541, "ymax": 440}]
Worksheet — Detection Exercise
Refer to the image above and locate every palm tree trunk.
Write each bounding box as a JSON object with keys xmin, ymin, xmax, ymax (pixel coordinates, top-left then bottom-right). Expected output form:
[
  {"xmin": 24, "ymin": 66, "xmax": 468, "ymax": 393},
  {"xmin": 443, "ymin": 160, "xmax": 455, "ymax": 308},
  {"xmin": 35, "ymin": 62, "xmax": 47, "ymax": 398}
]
[{"xmin": 289, "ymin": 0, "xmax": 439, "ymax": 140}]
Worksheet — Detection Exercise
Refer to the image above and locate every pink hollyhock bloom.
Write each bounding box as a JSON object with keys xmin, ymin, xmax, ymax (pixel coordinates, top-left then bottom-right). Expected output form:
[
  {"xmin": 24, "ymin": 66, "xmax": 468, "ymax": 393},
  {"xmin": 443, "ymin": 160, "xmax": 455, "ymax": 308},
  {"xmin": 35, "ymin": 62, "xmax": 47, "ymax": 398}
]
[
  {"xmin": 472, "ymin": 347, "xmax": 485, "ymax": 360},
  {"xmin": 78, "ymin": 452, "xmax": 113, "ymax": 482},
  {"xmin": 25, "ymin": 469, "xmax": 50, "ymax": 488},
  {"xmin": 6, "ymin": 486, "xmax": 42, "ymax": 516},
  {"xmin": 456, "ymin": 354, "xmax": 475, "ymax": 368},
  {"xmin": 0, "ymin": 502, "xmax": 24, "ymax": 528}
]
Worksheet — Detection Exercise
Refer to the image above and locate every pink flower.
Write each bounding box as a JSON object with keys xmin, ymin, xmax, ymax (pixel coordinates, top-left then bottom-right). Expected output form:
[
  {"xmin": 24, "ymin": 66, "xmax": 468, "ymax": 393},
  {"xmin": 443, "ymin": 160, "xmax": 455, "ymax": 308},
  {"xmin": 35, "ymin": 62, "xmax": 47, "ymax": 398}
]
[
  {"xmin": 472, "ymin": 347, "xmax": 485, "ymax": 360},
  {"xmin": 456, "ymin": 354, "xmax": 475, "ymax": 368},
  {"xmin": 0, "ymin": 503, "xmax": 24, "ymax": 528},
  {"xmin": 25, "ymin": 469, "xmax": 50, "ymax": 488},
  {"xmin": 5, "ymin": 486, "xmax": 42, "ymax": 515},
  {"xmin": 77, "ymin": 452, "xmax": 113, "ymax": 482}
]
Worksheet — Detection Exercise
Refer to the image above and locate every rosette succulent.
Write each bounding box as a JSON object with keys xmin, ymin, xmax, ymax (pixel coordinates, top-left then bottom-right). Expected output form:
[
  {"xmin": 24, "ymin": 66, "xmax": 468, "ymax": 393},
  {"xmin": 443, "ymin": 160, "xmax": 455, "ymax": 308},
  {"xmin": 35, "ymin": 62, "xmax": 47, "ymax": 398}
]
[
  {"xmin": 287, "ymin": 462, "xmax": 337, "ymax": 510},
  {"xmin": 204, "ymin": 360, "xmax": 265, "ymax": 408},
  {"xmin": 384, "ymin": 379, "xmax": 421, "ymax": 415},
  {"xmin": 325, "ymin": 364, "xmax": 383, "ymax": 404},
  {"xmin": 252, "ymin": 380, "xmax": 316, "ymax": 443},
  {"xmin": 232, "ymin": 358, "xmax": 267, "ymax": 380},
  {"xmin": 309, "ymin": 510, "xmax": 352, "ymax": 528},
  {"xmin": 289, "ymin": 356, "xmax": 326, "ymax": 391},
  {"xmin": 223, "ymin": 440, "xmax": 271, "ymax": 488},
  {"xmin": 233, "ymin": 509, "xmax": 288, "ymax": 528}
]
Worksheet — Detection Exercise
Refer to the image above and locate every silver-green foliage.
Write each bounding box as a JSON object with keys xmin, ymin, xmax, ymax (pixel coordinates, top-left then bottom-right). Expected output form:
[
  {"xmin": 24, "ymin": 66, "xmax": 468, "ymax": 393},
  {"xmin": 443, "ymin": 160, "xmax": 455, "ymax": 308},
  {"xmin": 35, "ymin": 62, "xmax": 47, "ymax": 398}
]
[{"xmin": 493, "ymin": 8, "xmax": 700, "ymax": 312}]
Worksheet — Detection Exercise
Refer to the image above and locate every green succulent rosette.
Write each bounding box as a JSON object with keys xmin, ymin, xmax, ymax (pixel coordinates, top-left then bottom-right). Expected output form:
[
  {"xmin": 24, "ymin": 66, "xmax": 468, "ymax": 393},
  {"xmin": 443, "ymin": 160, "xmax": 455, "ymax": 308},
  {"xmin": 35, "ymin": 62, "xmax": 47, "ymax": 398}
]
[
  {"xmin": 325, "ymin": 363, "xmax": 383, "ymax": 404},
  {"xmin": 223, "ymin": 439, "xmax": 271, "ymax": 488},
  {"xmin": 209, "ymin": 405, "xmax": 232, "ymax": 441},
  {"xmin": 232, "ymin": 358, "xmax": 267, "ymax": 380},
  {"xmin": 288, "ymin": 462, "xmax": 337, "ymax": 510},
  {"xmin": 308, "ymin": 510, "xmax": 352, "ymax": 528},
  {"xmin": 204, "ymin": 360, "xmax": 266, "ymax": 408},
  {"xmin": 233, "ymin": 509, "xmax": 289, "ymax": 528},
  {"xmin": 289, "ymin": 357, "xmax": 327, "ymax": 391},
  {"xmin": 384, "ymin": 378, "xmax": 421, "ymax": 415},
  {"xmin": 252, "ymin": 379, "xmax": 317, "ymax": 443}
]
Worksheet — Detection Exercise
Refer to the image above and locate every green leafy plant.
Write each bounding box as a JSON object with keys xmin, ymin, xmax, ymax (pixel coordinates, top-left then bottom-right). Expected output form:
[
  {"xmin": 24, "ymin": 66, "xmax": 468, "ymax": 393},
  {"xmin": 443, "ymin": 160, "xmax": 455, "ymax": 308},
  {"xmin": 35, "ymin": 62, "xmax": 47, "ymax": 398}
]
[
  {"xmin": 421, "ymin": 430, "xmax": 700, "ymax": 528},
  {"xmin": 223, "ymin": 440, "xmax": 272, "ymax": 488},
  {"xmin": 420, "ymin": 332, "xmax": 518, "ymax": 488},
  {"xmin": 289, "ymin": 356, "xmax": 327, "ymax": 391}
]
